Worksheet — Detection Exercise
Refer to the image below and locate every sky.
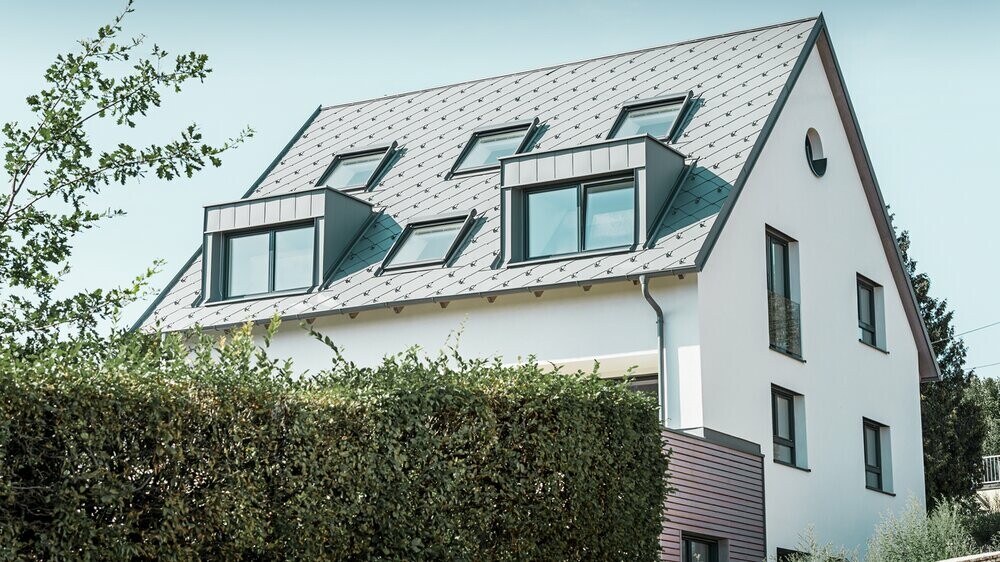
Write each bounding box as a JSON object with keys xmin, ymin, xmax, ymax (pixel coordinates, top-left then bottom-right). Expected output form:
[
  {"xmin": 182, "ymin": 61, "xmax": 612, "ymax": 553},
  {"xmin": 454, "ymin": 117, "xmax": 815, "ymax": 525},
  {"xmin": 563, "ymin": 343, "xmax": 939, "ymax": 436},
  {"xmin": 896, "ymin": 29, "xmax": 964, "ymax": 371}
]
[{"xmin": 1, "ymin": 0, "xmax": 998, "ymax": 372}]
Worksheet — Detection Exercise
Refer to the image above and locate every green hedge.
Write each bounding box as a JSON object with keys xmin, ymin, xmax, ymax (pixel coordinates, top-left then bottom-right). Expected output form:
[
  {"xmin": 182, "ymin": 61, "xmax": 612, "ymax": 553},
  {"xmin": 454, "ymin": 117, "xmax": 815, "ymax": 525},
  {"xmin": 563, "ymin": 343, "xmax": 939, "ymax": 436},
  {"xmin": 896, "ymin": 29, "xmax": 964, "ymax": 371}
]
[{"xmin": 0, "ymin": 324, "xmax": 668, "ymax": 561}]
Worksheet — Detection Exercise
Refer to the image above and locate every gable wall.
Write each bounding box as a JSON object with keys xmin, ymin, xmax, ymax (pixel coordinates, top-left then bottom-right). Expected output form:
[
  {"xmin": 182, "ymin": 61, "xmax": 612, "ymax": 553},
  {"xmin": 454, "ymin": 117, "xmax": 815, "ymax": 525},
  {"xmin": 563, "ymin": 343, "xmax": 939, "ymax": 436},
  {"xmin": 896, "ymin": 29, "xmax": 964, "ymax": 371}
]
[{"xmin": 695, "ymin": 45, "xmax": 924, "ymax": 556}]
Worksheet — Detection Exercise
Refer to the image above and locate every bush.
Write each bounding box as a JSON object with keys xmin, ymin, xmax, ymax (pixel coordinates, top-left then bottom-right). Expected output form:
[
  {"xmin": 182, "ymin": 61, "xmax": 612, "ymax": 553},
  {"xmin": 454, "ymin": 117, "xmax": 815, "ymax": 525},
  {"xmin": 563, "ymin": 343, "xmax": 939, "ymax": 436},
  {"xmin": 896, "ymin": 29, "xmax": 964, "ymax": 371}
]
[
  {"xmin": 0, "ymin": 322, "xmax": 667, "ymax": 561},
  {"xmin": 867, "ymin": 499, "xmax": 978, "ymax": 562}
]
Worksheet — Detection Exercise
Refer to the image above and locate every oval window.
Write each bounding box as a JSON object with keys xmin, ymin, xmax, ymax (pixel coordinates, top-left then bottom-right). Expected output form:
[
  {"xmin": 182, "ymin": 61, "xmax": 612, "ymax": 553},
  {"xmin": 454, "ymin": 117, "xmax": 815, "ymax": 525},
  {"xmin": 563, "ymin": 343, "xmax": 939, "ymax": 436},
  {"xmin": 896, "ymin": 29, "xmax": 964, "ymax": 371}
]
[{"xmin": 805, "ymin": 128, "xmax": 826, "ymax": 177}]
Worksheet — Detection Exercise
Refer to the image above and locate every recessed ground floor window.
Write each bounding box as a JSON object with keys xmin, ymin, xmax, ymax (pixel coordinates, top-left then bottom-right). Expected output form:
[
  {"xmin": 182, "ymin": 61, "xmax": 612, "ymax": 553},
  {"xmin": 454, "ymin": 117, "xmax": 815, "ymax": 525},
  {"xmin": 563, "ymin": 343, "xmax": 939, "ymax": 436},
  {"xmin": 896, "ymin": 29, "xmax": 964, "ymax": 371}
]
[{"xmin": 683, "ymin": 536, "xmax": 719, "ymax": 562}]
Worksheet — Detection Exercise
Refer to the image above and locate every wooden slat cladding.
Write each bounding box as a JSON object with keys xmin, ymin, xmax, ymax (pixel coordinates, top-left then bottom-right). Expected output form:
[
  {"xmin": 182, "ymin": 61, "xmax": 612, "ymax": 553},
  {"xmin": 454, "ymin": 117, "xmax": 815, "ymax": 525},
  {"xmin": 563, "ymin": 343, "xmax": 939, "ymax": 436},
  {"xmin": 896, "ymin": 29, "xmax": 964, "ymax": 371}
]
[{"xmin": 661, "ymin": 429, "xmax": 766, "ymax": 562}]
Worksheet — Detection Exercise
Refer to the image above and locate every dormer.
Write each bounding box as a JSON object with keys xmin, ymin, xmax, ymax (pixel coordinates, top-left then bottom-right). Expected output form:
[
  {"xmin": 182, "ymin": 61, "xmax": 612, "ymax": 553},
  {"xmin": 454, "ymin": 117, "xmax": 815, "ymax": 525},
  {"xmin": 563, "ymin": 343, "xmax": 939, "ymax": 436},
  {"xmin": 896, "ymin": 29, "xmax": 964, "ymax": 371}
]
[
  {"xmin": 499, "ymin": 135, "xmax": 686, "ymax": 264},
  {"xmin": 200, "ymin": 188, "xmax": 373, "ymax": 303}
]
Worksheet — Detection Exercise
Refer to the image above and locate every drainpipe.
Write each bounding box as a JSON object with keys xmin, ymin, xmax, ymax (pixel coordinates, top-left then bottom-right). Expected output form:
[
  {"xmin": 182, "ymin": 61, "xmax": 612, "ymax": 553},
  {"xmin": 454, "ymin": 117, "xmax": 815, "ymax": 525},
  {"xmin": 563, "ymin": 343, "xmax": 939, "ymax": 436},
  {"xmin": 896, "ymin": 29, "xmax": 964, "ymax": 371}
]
[{"xmin": 639, "ymin": 275, "xmax": 667, "ymax": 426}]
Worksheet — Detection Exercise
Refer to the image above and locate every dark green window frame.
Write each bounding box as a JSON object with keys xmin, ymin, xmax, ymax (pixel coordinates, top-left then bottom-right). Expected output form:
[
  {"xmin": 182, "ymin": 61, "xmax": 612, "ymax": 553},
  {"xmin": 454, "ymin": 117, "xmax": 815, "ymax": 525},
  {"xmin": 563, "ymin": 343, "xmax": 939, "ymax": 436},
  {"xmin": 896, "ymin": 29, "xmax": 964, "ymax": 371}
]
[
  {"xmin": 766, "ymin": 231, "xmax": 791, "ymax": 297},
  {"xmin": 608, "ymin": 91, "xmax": 692, "ymax": 142},
  {"xmin": 522, "ymin": 176, "xmax": 637, "ymax": 261},
  {"xmin": 448, "ymin": 119, "xmax": 538, "ymax": 179},
  {"xmin": 858, "ymin": 276, "xmax": 878, "ymax": 347},
  {"xmin": 222, "ymin": 222, "xmax": 317, "ymax": 300},
  {"xmin": 682, "ymin": 536, "xmax": 719, "ymax": 562},
  {"xmin": 771, "ymin": 386, "xmax": 797, "ymax": 467},
  {"xmin": 317, "ymin": 142, "xmax": 397, "ymax": 192},
  {"xmin": 864, "ymin": 418, "xmax": 884, "ymax": 492}
]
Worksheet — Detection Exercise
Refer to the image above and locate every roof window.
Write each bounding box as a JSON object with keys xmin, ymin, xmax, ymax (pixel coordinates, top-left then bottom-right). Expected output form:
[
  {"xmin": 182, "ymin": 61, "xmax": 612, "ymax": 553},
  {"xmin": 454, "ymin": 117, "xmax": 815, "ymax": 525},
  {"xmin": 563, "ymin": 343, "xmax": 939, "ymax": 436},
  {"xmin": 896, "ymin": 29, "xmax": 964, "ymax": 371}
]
[
  {"xmin": 609, "ymin": 92, "xmax": 691, "ymax": 141},
  {"xmin": 319, "ymin": 142, "xmax": 397, "ymax": 191},
  {"xmin": 450, "ymin": 119, "xmax": 538, "ymax": 177},
  {"xmin": 382, "ymin": 211, "xmax": 476, "ymax": 271}
]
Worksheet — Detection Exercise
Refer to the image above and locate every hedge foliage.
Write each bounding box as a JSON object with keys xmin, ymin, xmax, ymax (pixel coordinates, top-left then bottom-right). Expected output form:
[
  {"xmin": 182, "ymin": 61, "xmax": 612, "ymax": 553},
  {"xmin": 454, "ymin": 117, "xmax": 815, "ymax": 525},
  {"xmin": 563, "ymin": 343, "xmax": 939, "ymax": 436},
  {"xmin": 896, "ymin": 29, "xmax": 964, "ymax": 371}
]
[{"xmin": 0, "ymin": 321, "xmax": 668, "ymax": 561}]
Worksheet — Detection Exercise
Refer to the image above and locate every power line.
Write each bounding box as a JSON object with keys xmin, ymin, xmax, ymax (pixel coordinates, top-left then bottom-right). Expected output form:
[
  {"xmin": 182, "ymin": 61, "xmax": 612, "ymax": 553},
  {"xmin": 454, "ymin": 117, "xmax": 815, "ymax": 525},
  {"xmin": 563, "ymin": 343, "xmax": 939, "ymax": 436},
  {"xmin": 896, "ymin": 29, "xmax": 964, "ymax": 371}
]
[
  {"xmin": 970, "ymin": 361, "xmax": 1000, "ymax": 371},
  {"xmin": 931, "ymin": 320, "xmax": 1000, "ymax": 345}
]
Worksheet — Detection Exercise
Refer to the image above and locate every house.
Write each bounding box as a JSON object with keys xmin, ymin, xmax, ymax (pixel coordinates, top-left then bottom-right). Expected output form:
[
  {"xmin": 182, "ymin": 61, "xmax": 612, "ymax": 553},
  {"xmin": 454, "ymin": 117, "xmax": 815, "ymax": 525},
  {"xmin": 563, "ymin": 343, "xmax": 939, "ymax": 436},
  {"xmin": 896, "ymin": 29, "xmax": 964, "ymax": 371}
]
[{"xmin": 136, "ymin": 14, "xmax": 938, "ymax": 560}]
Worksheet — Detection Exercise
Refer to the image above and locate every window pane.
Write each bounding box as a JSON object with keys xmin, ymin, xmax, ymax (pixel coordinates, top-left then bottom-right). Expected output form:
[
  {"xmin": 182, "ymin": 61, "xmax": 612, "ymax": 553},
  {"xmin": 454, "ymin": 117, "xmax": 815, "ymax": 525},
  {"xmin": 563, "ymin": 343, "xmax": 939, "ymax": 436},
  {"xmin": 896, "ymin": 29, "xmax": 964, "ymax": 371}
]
[
  {"xmin": 273, "ymin": 227, "xmax": 314, "ymax": 291},
  {"xmin": 626, "ymin": 375, "xmax": 658, "ymax": 395},
  {"xmin": 584, "ymin": 181, "xmax": 635, "ymax": 250},
  {"xmin": 456, "ymin": 129, "xmax": 527, "ymax": 170},
  {"xmin": 527, "ymin": 187, "xmax": 578, "ymax": 258},
  {"xmin": 866, "ymin": 469, "xmax": 881, "ymax": 489},
  {"xmin": 774, "ymin": 443, "xmax": 794, "ymax": 465},
  {"xmin": 768, "ymin": 237, "xmax": 788, "ymax": 296},
  {"xmin": 614, "ymin": 102, "xmax": 682, "ymax": 139},
  {"xmin": 684, "ymin": 538, "xmax": 715, "ymax": 562},
  {"xmin": 323, "ymin": 151, "xmax": 384, "ymax": 189},
  {"xmin": 389, "ymin": 221, "xmax": 464, "ymax": 266},
  {"xmin": 775, "ymin": 394, "xmax": 792, "ymax": 440},
  {"xmin": 227, "ymin": 232, "xmax": 269, "ymax": 297},
  {"xmin": 858, "ymin": 284, "xmax": 874, "ymax": 324},
  {"xmin": 865, "ymin": 426, "xmax": 879, "ymax": 466}
]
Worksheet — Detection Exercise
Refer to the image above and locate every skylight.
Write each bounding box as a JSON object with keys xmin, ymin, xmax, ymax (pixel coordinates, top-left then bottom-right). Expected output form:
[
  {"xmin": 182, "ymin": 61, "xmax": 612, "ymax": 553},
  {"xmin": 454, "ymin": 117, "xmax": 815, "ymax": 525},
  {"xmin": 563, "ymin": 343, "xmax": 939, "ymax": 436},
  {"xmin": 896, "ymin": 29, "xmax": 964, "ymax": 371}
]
[
  {"xmin": 383, "ymin": 212, "xmax": 475, "ymax": 270},
  {"xmin": 451, "ymin": 119, "xmax": 538, "ymax": 176},
  {"xmin": 320, "ymin": 143, "xmax": 396, "ymax": 191},
  {"xmin": 609, "ymin": 92, "xmax": 691, "ymax": 141}
]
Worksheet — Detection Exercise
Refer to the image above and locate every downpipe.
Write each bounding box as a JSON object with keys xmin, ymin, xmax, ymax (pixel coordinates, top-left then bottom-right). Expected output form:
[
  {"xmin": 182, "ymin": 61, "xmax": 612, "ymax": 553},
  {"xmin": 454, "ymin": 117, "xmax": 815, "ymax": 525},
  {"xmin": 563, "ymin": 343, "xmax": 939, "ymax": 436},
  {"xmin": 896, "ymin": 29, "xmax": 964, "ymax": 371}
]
[{"xmin": 639, "ymin": 275, "xmax": 667, "ymax": 427}]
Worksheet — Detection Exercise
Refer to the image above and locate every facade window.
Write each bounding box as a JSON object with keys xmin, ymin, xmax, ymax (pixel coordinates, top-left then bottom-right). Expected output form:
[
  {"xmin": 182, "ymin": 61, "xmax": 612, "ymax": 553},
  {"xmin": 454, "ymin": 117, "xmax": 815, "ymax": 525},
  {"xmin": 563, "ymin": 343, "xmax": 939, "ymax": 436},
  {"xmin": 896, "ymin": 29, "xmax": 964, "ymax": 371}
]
[
  {"xmin": 772, "ymin": 387, "xmax": 797, "ymax": 466},
  {"xmin": 525, "ymin": 178, "xmax": 635, "ymax": 260},
  {"xmin": 320, "ymin": 144, "xmax": 394, "ymax": 191},
  {"xmin": 805, "ymin": 128, "xmax": 827, "ymax": 177},
  {"xmin": 777, "ymin": 548, "xmax": 806, "ymax": 562},
  {"xmin": 610, "ymin": 92, "xmax": 690, "ymax": 141},
  {"xmin": 858, "ymin": 276, "xmax": 878, "ymax": 347},
  {"xmin": 864, "ymin": 419, "xmax": 885, "ymax": 492},
  {"xmin": 766, "ymin": 229, "xmax": 801, "ymax": 358},
  {"xmin": 383, "ymin": 215, "xmax": 472, "ymax": 270},
  {"xmin": 224, "ymin": 224, "xmax": 315, "ymax": 299},
  {"xmin": 452, "ymin": 120, "xmax": 536, "ymax": 175},
  {"xmin": 624, "ymin": 374, "xmax": 658, "ymax": 395},
  {"xmin": 683, "ymin": 536, "xmax": 719, "ymax": 562}
]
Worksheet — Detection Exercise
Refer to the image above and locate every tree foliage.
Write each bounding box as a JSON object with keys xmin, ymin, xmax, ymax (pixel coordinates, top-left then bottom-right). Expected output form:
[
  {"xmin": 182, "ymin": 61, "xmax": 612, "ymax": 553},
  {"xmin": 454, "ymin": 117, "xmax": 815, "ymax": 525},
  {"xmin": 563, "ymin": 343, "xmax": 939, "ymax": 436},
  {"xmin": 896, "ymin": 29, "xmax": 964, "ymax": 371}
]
[
  {"xmin": 0, "ymin": 323, "xmax": 669, "ymax": 561},
  {"xmin": 898, "ymin": 231, "xmax": 986, "ymax": 505},
  {"xmin": 0, "ymin": 1, "xmax": 250, "ymax": 351},
  {"xmin": 968, "ymin": 376, "xmax": 1000, "ymax": 457}
]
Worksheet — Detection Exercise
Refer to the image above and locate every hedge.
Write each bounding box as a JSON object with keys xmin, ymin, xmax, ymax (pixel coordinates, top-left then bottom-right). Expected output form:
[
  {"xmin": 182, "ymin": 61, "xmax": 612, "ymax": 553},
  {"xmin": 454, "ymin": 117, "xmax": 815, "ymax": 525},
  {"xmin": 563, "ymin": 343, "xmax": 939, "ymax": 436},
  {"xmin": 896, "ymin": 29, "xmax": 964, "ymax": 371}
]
[{"xmin": 0, "ymin": 323, "xmax": 668, "ymax": 561}]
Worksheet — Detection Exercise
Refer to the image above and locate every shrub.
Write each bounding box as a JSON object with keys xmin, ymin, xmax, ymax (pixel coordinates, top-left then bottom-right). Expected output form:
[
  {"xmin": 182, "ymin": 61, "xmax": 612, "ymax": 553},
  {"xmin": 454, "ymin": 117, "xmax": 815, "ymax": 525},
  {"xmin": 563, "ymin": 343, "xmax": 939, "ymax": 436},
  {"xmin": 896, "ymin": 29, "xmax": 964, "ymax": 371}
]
[
  {"xmin": 866, "ymin": 499, "xmax": 978, "ymax": 562},
  {"xmin": 0, "ymin": 322, "xmax": 668, "ymax": 561}
]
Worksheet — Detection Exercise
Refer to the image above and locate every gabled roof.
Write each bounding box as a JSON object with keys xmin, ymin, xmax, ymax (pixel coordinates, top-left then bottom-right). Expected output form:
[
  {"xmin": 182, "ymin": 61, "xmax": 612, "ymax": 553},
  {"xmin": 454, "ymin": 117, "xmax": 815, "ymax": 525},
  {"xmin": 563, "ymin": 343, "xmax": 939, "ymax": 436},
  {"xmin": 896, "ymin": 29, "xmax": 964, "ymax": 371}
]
[{"xmin": 137, "ymin": 17, "xmax": 820, "ymax": 332}]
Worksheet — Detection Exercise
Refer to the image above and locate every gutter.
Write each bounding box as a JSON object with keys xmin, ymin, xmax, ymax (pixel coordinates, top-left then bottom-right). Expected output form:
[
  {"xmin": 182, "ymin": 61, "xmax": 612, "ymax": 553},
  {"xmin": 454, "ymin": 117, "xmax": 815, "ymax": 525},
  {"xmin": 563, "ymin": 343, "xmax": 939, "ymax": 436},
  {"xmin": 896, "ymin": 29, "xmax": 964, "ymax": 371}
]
[{"xmin": 640, "ymin": 274, "xmax": 667, "ymax": 426}]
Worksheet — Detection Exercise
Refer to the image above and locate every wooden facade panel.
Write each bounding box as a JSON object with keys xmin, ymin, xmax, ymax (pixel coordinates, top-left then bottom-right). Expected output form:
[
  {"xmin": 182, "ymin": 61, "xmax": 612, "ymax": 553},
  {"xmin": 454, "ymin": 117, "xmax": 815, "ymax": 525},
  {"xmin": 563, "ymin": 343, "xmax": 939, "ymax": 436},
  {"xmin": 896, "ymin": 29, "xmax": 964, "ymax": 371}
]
[{"xmin": 661, "ymin": 429, "xmax": 766, "ymax": 562}]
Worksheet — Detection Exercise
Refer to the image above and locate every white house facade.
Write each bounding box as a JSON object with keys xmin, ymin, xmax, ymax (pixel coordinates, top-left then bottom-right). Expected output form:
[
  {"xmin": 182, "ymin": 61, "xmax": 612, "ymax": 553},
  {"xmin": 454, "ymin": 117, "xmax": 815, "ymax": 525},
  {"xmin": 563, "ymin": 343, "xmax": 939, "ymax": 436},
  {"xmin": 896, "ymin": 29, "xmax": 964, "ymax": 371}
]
[{"xmin": 138, "ymin": 15, "xmax": 937, "ymax": 560}]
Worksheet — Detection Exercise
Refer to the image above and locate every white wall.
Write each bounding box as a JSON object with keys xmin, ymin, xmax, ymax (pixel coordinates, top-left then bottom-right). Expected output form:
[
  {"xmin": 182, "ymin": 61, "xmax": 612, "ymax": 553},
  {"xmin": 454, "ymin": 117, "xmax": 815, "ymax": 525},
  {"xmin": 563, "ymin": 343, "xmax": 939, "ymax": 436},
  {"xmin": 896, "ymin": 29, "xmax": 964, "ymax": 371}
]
[
  {"xmin": 696, "ymin": 46, "xmax": 925, "ymax": 556},
  {"xmin": 264, "ymin": 276, "xmax": 703, "ymax": 427}
]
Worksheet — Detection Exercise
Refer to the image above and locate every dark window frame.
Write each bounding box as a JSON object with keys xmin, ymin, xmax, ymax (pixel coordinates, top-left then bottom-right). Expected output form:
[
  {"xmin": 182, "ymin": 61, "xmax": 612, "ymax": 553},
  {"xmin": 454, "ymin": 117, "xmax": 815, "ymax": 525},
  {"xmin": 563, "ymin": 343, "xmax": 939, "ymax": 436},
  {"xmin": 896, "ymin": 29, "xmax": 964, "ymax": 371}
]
[
  {"xmin": 317, "ymin": 141, "xmax": 398, "ymax": 192},
  {"xmin": 380, "ymin": 210, "xmax": 477, "ymax": 272},
  {"xmin": 448, "ymin": 118, "xmax": 539, "ymax": 179},
  {"xmin": 771, "ymin": 385, "xmax": 798, "ymax": 468},
  {"xmin": 766, "ymin": 230, "xmax": 792, "ymax": 298},
  {"xmin": 805, "ymin": 129, "xmax": 827, "ymax": 177},
  {"xmin": 522, "ymin": 175, "xmax": 638, "ymax": 261},
  {"xmin": 608, "ymin": 90, "xmax": 693, "ymax": 142},
  {"xmin": 765, "ymin": 227, "xmax": 802, "ymax": 359},
  {"xmin": 221, "ymin": 221, "xmax": 318, "ymax": 300},
  {"xmin": 682, "ymin": 535, "xmax": 719, "ymax": 562},
  {"xmin": 857, "ymin": 275, "xmax": 879, "ymax": 348},
  {"xmin": 863, "ymin": 418, "xmax": 885, "ymax": 492}
]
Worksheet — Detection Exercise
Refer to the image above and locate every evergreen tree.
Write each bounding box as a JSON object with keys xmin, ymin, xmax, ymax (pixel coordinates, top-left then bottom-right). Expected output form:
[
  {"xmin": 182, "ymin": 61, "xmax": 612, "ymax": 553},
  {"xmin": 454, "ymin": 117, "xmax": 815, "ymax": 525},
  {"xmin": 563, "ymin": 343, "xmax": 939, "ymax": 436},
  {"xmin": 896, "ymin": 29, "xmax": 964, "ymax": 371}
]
[{"xmin": 899, "ymin": 231, "xmax": 986, "ymax": 506}]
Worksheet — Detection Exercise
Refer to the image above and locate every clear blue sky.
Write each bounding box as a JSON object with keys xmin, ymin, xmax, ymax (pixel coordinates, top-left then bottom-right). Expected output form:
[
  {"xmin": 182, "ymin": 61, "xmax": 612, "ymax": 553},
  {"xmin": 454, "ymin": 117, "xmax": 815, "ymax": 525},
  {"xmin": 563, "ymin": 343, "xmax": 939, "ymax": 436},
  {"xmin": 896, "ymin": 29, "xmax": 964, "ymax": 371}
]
[{"xmin": 2, "ymin": 0, "xmax": 998, "ymax": 372}]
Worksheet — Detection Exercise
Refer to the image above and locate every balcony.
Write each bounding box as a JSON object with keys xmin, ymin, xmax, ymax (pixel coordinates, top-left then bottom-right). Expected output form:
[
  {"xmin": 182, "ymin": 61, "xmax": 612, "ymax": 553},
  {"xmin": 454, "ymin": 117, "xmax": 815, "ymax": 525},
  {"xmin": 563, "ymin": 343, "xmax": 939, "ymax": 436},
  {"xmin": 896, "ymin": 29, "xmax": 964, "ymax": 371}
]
[
  {"xmin": 983, "ymin": 455, "xmax": 1000, "ymax": 488},
  {"xmin": 768, "ymin": 291, "xmax": 802, "ymax": 359}
]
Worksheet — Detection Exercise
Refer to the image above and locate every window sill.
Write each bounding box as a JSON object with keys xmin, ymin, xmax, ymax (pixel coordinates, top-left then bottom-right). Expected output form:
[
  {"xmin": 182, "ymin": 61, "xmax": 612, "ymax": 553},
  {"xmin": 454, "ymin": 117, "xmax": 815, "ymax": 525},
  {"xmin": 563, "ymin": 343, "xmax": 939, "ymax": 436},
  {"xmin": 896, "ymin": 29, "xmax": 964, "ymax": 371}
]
[
  {"xmin": 859, "ymin": 340, "xmax": 890, "ymax": 355},
  {"xmin": 866, "ymin": 486, "xmax": 896, "ymax": 497},
  {"xmin": 769, "ymin": 345, "xmax": 806, "ymax": 363},
  {"xmin": 507, "ymin": 245, "xmax": 634, "ymax": 268},
  {"xmin": 203, "ymin": 287, "xmax": 313, "ymax": 307},
  {"xmin": 774, "ymin": 459, "xmax": 811, "ymax": 473}
]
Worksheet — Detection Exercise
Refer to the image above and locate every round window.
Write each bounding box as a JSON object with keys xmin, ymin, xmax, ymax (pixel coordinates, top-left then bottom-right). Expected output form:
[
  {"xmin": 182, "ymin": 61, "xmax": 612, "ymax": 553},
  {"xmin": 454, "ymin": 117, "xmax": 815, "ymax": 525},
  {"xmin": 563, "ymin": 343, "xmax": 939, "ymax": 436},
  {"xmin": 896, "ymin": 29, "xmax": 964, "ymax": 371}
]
[{"xmin": 805, "ymin": 128, "xmax": 826, "ymax": 177}]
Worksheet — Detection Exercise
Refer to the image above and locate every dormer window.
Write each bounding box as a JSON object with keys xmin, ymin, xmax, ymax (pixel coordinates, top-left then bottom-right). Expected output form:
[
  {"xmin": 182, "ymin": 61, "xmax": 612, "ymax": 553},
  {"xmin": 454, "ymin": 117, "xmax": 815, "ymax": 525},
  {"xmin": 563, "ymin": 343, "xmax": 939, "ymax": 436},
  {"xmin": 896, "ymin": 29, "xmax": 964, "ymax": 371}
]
[
  {"xmin": 225, "ymin": 224, "xmax": 315, "ymax": 298},
  {"xmin": 319, "ymin": 142, "xmax": 397, "ymax": 192},
  {"xmin": 609, "ymin": 92, "xmax": 691, "ymax": 141},
  {"xmin": 450, "ymin": 119, "xmax": 538, "ymax": 177},
  {"xmin": 201, "ymin": 187, "xmax": 374, "ymax": 303},
  {"xmin": 382, "ymin": 210, "xmax": 476, "ymax": 270},
  {"xmin": 525, "ymin": 178, "xmax": 635, "ymax": 260}
]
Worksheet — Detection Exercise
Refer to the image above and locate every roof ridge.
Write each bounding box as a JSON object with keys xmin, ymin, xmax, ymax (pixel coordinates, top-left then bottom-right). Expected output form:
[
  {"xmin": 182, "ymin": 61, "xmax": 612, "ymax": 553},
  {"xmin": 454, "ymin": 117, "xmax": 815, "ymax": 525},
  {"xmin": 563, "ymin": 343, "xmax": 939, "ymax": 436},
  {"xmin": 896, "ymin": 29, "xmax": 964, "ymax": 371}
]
[{"xmin": 318, "ymin": 15, "xmax": 819, "ymax": 113}]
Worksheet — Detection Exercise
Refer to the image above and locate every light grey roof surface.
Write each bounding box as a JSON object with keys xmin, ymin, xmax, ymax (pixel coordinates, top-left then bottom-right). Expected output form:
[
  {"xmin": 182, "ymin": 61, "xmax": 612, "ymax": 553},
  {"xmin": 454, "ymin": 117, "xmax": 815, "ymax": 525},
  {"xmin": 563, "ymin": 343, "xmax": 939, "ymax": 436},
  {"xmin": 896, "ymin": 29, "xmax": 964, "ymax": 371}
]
[{"xmin": 140, "ymin": 17, "xmax": 818, "ymax": 332}]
